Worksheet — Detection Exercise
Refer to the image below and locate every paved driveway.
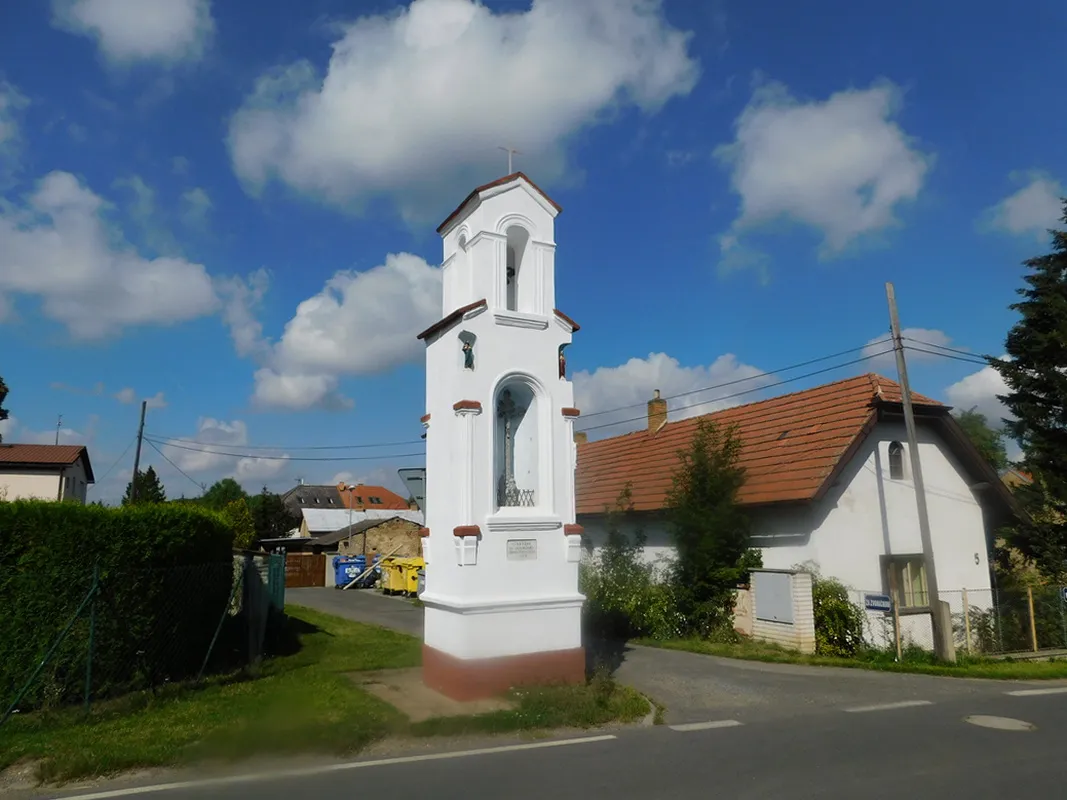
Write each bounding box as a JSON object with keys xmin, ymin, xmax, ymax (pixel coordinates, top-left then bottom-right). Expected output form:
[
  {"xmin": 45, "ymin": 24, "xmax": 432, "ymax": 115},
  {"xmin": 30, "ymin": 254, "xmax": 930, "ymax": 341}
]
[{"xmin": 286, "ymin": 588, "xmax": 1063, "ymax": 725}]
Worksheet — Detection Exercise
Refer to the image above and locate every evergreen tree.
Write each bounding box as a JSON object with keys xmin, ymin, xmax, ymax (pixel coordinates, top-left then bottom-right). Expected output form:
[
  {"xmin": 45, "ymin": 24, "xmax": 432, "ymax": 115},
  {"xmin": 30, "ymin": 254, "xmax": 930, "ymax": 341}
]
[
  {"xmin": 954, "ymin": 407, "xmax": 1008, "ymax": 471},
  {"xmin": 122, "ymin": 465, "xmax": 168, "ymax": 505},
  {"xmin": 0, "ymin": 375, "xmax": 10, "ymax": 443},
  {"xmin": 251, "ymin": 485, "xmax": 300, "ymax": 541},
  {"xmin": 993, "ymin": 198, "xmax": 1067, "ymax": 577},
  {"xmin": 666, "ymin": 419, "xmax": 759, "ymax": 633}
]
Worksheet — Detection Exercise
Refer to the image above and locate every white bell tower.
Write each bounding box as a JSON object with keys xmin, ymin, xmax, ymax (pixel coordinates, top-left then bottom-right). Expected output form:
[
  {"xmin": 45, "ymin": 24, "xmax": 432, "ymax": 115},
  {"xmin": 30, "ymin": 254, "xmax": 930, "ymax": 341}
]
[{"xmin": 416, "ymin": 173, "xmax": 585, "ymax": 701}]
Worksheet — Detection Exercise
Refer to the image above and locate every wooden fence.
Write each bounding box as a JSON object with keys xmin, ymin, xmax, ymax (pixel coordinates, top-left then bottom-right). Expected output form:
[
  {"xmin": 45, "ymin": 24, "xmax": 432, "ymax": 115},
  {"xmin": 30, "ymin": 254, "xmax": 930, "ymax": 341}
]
[{"xmin": 284, "ymin": 553, "xmax": 326, "ymax": 588}]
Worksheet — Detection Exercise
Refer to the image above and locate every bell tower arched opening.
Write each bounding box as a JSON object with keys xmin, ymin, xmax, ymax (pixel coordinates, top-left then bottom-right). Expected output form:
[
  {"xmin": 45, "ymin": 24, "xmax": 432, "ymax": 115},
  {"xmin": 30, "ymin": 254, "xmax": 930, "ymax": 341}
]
[{"xmin": 505, "ymin": 225, "xmax": 530, "ymax": 312}]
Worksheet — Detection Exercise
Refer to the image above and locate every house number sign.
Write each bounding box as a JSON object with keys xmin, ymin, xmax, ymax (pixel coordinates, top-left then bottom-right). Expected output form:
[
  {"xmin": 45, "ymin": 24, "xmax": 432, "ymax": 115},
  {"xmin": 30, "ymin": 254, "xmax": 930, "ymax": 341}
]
[{"xmin": 506, "ymin": 539, "xmax": 538, "ymax": 561}]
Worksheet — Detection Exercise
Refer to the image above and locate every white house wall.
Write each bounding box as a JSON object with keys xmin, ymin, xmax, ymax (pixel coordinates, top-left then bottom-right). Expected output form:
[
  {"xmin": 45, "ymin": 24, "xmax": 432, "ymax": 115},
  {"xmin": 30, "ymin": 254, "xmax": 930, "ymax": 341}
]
[
  {"xmin": 578, "ymin": 420, "xmax": 996, "ymax": 637},
  {"xmin": 0, "ymin": 462, "xmax": 88, "ymax": 503}
]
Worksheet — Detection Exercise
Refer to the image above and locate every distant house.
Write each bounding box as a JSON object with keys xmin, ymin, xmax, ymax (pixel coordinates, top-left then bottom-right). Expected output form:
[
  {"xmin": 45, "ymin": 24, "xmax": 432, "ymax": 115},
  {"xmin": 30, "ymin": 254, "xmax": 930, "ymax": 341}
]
[
  {"xmin": 262, "ymin": 516, "xmax": 423, "ymax": 559},
  {"xmin": 0, "ymin": 444, "xmax": 95, "ymax": 503},
  {"xmin": 297, "ymin": 507, "xmax": 425, "ymax": 537},
  {"xmin": 335, "ymin": 483, "xmax": 410, "ymax": 511},
  {"xmin": 280, "ymin": 482, "xmax": 344, "ymax": 517},
  {"xmin": 575, "ymin": 373, "xmax": 1019, "ymax": 647}
]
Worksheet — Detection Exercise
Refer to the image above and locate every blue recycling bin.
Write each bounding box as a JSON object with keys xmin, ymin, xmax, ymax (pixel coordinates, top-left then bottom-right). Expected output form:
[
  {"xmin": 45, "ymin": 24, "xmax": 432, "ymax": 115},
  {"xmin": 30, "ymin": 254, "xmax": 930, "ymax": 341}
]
[{"xmin": 333, "ymin": 556, "xmax": 362, "ymax": 588}]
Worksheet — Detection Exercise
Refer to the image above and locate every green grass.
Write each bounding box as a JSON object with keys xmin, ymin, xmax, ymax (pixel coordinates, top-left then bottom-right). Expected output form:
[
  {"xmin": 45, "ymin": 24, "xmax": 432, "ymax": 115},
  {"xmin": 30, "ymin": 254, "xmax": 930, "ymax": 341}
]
[
  {"xmin": 638, "ymin": 636, "xmax": 1067, "ymax": 680},
  {"xmin": 0, "ymin": 606, "xmax": 647, "ymax": 786}
]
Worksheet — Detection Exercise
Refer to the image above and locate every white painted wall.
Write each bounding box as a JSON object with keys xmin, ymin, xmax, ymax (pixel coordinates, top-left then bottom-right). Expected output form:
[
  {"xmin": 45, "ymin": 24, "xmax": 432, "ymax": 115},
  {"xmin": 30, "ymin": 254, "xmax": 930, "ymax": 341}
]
[
  {"xmin": 0, "ymin": 461, "xmax": 88, "ymax": 503},
  {"xmin": 579, "ymin": 420, "xmax": 997, "ymax": 648},
  {"xmin": 423, "ymin": 177, "xmax": 583, "ymax": 661}
]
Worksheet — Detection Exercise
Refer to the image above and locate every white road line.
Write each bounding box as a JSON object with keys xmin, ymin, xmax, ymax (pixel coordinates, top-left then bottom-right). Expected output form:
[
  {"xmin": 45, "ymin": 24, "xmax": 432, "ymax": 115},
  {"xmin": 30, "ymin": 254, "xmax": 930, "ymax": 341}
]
[
  {"xmin": 843, "ymin": 700, "xmax": 933, "ymax": 713},
  {"xmin": 56, "ymin": 735, "xmax": 618, "ymax": 800},
  {"xmin": 1006, "ymin": 687, "xmax": 1067, "ymax": 697},
  {"xmin": 668, "ymin": 720, "xmax": 743, "ymax": 732}
]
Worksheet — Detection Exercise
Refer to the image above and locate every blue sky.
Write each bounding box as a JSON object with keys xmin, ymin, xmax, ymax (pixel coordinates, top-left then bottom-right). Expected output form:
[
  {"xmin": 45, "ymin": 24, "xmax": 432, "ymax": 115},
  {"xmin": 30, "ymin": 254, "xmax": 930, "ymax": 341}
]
[{"xmin": 0, "ymin": 0, "xmax": 1063, "ymax": 503}]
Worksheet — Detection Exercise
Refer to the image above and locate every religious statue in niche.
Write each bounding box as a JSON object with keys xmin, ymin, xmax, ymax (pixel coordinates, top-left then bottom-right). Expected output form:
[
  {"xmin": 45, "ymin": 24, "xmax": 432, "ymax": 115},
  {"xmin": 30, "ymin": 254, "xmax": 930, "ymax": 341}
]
[
  {"xmin": 462, "ymin": 340, "xmax": 474, "ymax": 370},
  {"xmin": 558, "ymin": 345, "xmax": 567, "ymax": 380},
  {"xmin": 497, "ymin": 389, "xmax": 534, "ymax": 507}
]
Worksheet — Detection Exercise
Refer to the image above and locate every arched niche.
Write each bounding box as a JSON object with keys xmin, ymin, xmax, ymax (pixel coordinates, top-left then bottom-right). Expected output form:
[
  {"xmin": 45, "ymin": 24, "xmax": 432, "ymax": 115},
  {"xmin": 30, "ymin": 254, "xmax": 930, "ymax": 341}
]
[
  {"xmin": 504, "ymin": 224, "xmax": 531, "ymax": 313},
  {"xmin": 493, "ymin": 375, "xmax": 544, "ymax": 510}
]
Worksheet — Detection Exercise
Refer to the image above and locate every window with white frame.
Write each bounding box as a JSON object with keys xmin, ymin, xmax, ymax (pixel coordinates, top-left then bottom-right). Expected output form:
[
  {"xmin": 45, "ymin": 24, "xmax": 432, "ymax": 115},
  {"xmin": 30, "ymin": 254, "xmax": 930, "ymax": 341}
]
[
  {"xmin": 888, "ymin": 440, "xmax": 905, "ymax": 480},
  {"xmin": 888, "ymin": 556, "xmax": 928, "ymax": 609}
]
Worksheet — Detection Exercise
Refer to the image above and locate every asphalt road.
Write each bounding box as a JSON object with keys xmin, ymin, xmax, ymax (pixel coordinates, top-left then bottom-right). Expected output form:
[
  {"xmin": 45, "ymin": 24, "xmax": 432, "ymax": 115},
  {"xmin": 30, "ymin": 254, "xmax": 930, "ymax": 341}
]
[
  {"xmin": 286, "ymin": 587, "xmax": 1067, "ymax": 725},
  {"xmin": 42, "ymin": 687, "xmax": 1067, "ymax": 799}
]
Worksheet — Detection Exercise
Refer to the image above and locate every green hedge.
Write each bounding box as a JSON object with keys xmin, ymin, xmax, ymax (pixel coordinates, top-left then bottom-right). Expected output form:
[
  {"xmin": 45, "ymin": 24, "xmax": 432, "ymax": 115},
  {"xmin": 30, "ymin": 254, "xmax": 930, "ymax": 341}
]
[{"xmin": 0, "ymin": 501, "xmax": 236, "ymax": 711}]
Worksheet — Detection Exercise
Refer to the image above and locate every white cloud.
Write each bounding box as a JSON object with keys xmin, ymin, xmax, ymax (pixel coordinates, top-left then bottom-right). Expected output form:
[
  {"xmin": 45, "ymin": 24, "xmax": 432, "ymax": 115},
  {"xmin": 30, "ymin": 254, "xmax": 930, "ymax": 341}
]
[
  {"xmin": 0, "ymin": 413, "xmax": 16, "ymax": 441},
  {"xmin": 715, "ymin": 80, "xmax": 931, "ymax": 264},
  {"xmin": 0, "ymin": 171, "xmax": 219, "ymax": 339},
  {"xmin": 159, "ymin": 417, "xmax": 290, "ymax": 482},
  {"xmin": 984, "ymin": 172, "xmax": 1063, "ymax": 241},
  {"xmin": 52, "ymin": 0, "xmax": 214, "ymax": 64},
  {"xmin": 573, "ymin": 352, "xmax": 770, "ymax": 437},
  {"xmin": 224, "ymin": 253, "xmax": 442, "ymax": 411},
  {"xmin": 114, "ymin": 387, "xmax": 167, "ymax": 408},
  {"xmin": 0, "ymin": 82, "xmax": 28, "ymax": 151},
  {"xmin": 0, "ymin": 414, "xmax": 90, "ymax": 446},
  {"xmin": 862, "ymin": 327, "xmax": 953, "ymax": 369},
  {"xmin": 227, "ymin": 0, "xmax": 699, "ymax": 219},
  {"xmin": 180, "ymin": 187, "xmax": 211, "ymax": 229},
  {"xmin": 945, "ymin": 359, "xmax": 1012, "ymax": 428}
]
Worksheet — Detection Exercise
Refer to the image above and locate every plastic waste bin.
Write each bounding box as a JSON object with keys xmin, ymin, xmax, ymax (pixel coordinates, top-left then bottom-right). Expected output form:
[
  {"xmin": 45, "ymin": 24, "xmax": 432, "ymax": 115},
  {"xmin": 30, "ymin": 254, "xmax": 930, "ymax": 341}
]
[
  {"xmin": 401, "ymin": 558, "xmax": 425, "ymax": 595},
  {"xmin": 416, "ymin": 568, "xmax": 426, "ymax": 596},
  {"xmin": 333, "ymin": 556, "xmax": 362, "ymax": 588}
]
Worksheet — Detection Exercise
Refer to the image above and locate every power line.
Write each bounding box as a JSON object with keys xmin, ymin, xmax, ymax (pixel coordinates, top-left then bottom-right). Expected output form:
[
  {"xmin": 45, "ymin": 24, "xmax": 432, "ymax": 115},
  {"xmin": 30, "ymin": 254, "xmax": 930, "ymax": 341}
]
[
  {"xmin": 145, "ymin": 434, "xmax": 427, "ymax": 451},
  {"xmin": 145, "ymin": 438, "xmax": 205, "ymax": 493},
  {"xmin": 579, "ymin": 338, "xmax": 892, "ymax": 420},
  {"xmin": 96, "ymin": 436, "xmax": 137, "ymax": 483},
  {"xmin": 577, "ymin": 348, "xmax": 897, "ymax": 434},
  {"xmin": 904, "ymin": 337, "xmax": 996, "ymax": 361},
  {"xmin": 904, "ymin": 345, "xmax": 991, "ymax": 367},
  {"xmin": 144, "ymin": 436, "xmax": 425, "ymax": 462}
]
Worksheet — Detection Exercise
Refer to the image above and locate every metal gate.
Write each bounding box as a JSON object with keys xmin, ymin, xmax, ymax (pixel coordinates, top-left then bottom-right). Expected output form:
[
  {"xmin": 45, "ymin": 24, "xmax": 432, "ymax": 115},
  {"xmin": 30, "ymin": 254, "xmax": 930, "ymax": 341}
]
[{"xmin": 284, "ymin": 553, "xmax": 326, "ymax": 588}]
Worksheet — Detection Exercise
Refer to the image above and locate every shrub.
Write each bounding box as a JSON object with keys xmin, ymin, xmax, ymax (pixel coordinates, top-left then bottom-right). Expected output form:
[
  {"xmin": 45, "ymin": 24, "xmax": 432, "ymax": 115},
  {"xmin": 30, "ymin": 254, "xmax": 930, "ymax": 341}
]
[
  {"xmin": 0, "ymin": 500, "xmax": 236, "ymax": 711},
  {"xmin": 811, "ymin": 574, "xmax": 866, "ymax": 657}
]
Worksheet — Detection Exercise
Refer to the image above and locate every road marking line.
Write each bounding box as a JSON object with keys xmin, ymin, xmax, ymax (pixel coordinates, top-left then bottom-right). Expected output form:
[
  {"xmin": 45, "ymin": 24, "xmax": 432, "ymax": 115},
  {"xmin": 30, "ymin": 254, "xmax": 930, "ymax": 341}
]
[
  {"xmin": 844, "ymin": 700, "xmax": 933, "ymax": 713},
  {"xmin": 668, "ymin": 720, "xmax": 743, "ymax": 732},
  {"xmin": 56, "ymin": 735, "xmax": 618, "ymax": 799},
  {"xmin": 1006, "ymin": 687, "xmax": 1067, "ymax": 697}
]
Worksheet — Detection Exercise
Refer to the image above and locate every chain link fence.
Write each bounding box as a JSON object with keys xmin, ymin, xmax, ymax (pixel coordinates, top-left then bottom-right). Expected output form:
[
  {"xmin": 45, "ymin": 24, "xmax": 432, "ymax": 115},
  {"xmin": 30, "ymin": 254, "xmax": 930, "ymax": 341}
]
[
  {"xmin": 1, "ymin": 553, "xmax": 285, "ymax": 726},
  {"xmin": 847, "ymin": 585, "xmax": 1067, "ymax": 657}
]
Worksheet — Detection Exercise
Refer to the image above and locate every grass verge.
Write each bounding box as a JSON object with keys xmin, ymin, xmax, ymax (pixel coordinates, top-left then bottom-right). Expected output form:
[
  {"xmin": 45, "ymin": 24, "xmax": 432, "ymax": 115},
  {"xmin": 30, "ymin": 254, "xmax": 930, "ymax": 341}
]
[
  {"xmin": 0, "ymin": 605, "xmax": 645, "ymax": 785},
  {"xmin": 638, "ymin": 636, "xmax": 1067, "ymax": 679}
]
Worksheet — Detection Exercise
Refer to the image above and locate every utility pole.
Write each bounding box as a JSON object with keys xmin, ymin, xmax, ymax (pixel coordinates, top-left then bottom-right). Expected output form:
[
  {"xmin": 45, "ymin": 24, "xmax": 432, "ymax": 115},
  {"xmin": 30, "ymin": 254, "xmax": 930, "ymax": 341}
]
[
  {"xmin": 886, "ymin": 282, "xmax": 952, "ymax": 662},
  {"xmin": 55, "ymin": 414, "xmax": 62, "ymax": 445},
  {"xmin": 130, "ymin": 400, "xmax": 148, "ymax": 503}
]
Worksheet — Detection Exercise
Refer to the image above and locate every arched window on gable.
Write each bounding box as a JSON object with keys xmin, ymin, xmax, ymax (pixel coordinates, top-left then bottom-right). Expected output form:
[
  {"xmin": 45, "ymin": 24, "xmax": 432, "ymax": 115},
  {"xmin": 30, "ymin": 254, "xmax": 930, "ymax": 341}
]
[
  {"xmin": 505, "ymin": 225, "xmax": 530, "ymax": 312},
  {"xmin": 888, "ymin": 441, "xmax": 905, "ymax": 480}
]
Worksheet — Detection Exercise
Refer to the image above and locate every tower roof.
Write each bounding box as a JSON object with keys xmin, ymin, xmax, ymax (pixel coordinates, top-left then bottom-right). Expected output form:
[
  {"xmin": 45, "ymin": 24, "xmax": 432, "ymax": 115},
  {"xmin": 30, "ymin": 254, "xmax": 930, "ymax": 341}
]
[{"xmin": 436, "ymin": 172, "xmax": 562, "ymax": 235}]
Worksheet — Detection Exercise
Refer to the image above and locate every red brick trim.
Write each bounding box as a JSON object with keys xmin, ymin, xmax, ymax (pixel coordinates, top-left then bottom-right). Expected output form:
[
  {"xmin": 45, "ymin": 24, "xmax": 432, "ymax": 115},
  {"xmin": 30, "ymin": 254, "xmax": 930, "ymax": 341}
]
[
  {"xmin": 453, "ymin": 525, "xmax": 481, "ymax": 537},
  {"xmin": 417, "ymin": 299, "xmax": 488, "ymax": 341},
  {"xmin": 423, "ymin": 644, "xmax": 585, "ymax": 702},
  {"xmin": 553, "ymin": 308, "xmax": 580, "ymax": 332},
  {"xmin": 563, "ymin": 524, "xmax": 584, "ymax": 536},
  {"xmin": 420, "ymin": 413, "xmax": 431, "ymax": 423},
  {"xmin": 561, "ymin": 407, "xmax": 580, "ymax": 418},
  {"xmin": 419, "ymin": 527, "xmax": 430, "ymax": 538},
  {"xmin": 453, "ymin": 400, "xmax": 482, "ymax": 412}
]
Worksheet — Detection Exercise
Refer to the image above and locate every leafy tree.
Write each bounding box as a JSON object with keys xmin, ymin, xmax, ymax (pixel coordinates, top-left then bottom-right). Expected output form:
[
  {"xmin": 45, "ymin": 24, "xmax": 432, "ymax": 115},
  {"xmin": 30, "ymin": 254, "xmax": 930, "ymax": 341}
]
[
  {"xmin": 0, "ymin": 375, "xmax": 9, "ymax": 443},
  {"xmin": 954, "ymin": 407, "xmax": 1008, "ymax": 471},
  {"xmin": 993, "ymin": 199, "xmax": 1067, "ymax": 578},
  {"xmin": 251, "ymin": 485, "xmax": 300, "ymax": 541},
  {"xmin": 122, "ymin": 466, "xmax": 167, "ymax": 505},
  {"xmin": 666, "ymin": 419, "xmax": 759, "ymax": 633},
  {"xmin": 222, "ymin": 497, "xmax": 257, "ymax": 550},
  {"xmin": 200, "ymin": 478, "xmax": 248, "ymax": 511}
]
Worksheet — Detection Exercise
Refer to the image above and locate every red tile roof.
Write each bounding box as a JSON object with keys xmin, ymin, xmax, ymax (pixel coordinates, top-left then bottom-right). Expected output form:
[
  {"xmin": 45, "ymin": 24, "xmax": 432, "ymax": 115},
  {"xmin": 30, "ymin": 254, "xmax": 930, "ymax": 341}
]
[
  {"xmin": 436, "ymin": 172, "xmax": 561, "ymax": 234},
  {"xmin": 336, "ymin": 484, "xmax": 410, "ymax": 511},
  {"xmin": 0, "ymin": 444, "xmax": 95, "ymax": 482},
  {"xmin": 576, "ymin": 374, "xmax": 941, "ymax": 515}
]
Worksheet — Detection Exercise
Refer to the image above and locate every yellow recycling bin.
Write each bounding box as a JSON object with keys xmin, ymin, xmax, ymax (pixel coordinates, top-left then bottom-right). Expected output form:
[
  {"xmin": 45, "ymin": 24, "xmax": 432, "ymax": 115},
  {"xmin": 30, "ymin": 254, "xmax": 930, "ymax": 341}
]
[
  {"xmin": 379, "ymin": 558, "xmax": 405, "ymax": 595},
  {"xmin": 400, "ymin": 557, "xmax": 425, "ymax": 595}
]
